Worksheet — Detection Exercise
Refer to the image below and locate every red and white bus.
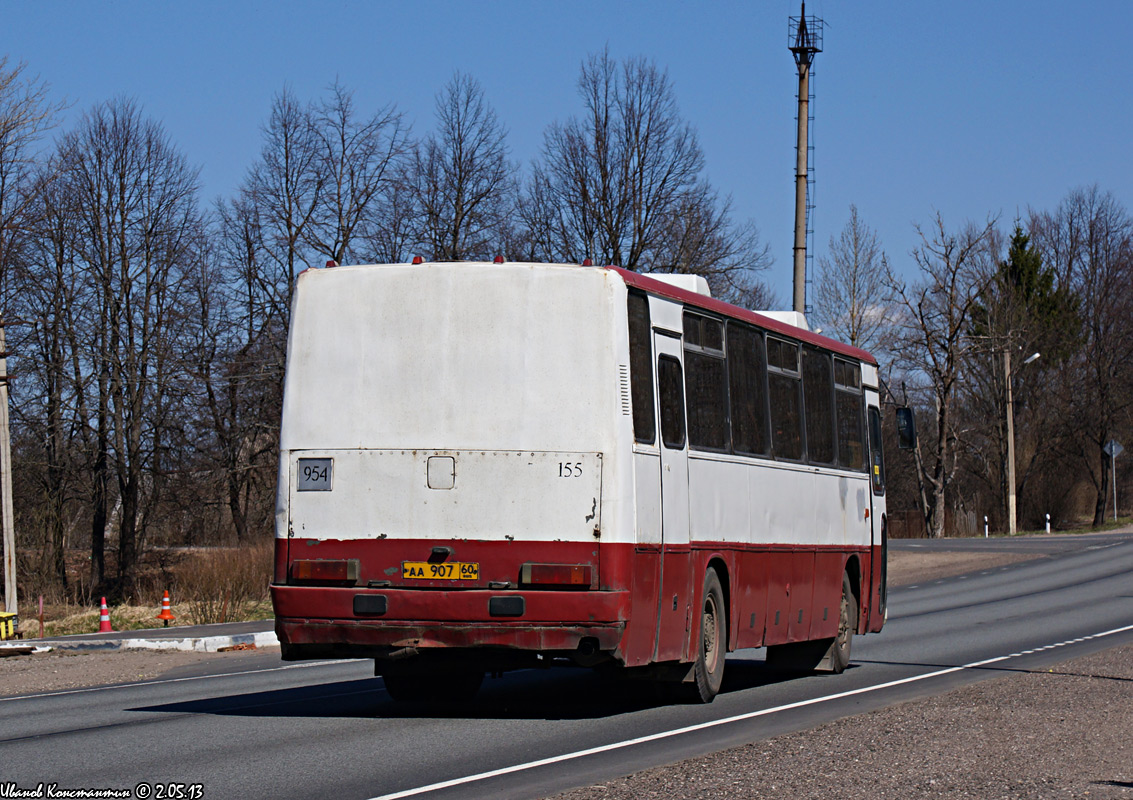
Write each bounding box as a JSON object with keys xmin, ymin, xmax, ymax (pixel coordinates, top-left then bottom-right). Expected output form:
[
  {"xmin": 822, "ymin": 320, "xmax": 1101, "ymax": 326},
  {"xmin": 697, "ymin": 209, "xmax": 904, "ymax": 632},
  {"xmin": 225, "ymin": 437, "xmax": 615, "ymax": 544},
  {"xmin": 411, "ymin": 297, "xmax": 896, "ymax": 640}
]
[{"xmin": 270, "ymin": 261, "xmax": 889, "ymax": 703}]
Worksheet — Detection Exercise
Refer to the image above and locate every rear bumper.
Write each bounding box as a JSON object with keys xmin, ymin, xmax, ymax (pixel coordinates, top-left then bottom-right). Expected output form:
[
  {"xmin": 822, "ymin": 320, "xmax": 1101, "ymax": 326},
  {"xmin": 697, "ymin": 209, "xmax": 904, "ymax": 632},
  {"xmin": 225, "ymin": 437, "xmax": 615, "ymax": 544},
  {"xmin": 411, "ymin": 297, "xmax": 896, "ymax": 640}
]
[{"xmin": 272, "ymin": 584, "xmax": 629, "ymax": 657}]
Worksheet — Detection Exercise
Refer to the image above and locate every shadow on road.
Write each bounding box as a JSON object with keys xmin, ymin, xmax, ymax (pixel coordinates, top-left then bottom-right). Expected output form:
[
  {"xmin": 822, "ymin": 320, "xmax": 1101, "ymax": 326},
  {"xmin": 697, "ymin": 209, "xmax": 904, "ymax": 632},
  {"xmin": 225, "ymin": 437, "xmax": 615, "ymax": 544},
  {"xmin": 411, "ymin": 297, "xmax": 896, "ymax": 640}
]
[{"xmin": 129, "ymin": 656, "xmax": 809, "ymax": 721}]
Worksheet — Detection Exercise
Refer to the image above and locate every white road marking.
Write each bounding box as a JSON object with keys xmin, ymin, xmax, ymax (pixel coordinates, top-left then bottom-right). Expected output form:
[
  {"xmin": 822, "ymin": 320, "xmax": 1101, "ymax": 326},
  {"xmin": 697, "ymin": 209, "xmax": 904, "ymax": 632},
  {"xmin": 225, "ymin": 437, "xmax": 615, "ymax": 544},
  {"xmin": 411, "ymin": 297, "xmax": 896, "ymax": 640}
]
[
  {"xmin": 367, "ymin": 622, "xmax": 1133, "ymax": 800},
  {"xmin": 0, "ymin": 659, "xmax": 364, "ymax": 703}
]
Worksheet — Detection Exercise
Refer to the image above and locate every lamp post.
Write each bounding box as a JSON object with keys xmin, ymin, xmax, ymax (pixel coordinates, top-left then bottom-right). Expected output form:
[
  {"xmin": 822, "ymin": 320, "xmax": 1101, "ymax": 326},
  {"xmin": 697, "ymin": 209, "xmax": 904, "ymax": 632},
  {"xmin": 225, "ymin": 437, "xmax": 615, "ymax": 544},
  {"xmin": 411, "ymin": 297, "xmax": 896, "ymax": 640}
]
[{"xmin": 1006, "ymin": 350, "xmax": 1040, "ymax": 535}]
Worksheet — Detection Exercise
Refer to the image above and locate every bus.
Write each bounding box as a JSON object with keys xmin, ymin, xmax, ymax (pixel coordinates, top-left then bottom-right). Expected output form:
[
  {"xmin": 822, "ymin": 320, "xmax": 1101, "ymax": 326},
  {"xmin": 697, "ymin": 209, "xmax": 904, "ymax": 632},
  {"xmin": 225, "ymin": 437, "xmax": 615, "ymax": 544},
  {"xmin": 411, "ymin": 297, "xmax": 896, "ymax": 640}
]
[{"xmin": 270, "ymin": 260, "xmax": 889, "ymax": 703}]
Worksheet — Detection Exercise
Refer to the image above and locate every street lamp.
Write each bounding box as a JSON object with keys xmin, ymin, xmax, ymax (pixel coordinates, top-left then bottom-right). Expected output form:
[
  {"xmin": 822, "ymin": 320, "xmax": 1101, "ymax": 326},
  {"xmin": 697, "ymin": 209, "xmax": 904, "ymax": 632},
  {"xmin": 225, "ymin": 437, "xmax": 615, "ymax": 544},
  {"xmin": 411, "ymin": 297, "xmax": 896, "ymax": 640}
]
[{"xmin": 1006, "ymin": 351, "xmax": 1040, "ymax": 535}]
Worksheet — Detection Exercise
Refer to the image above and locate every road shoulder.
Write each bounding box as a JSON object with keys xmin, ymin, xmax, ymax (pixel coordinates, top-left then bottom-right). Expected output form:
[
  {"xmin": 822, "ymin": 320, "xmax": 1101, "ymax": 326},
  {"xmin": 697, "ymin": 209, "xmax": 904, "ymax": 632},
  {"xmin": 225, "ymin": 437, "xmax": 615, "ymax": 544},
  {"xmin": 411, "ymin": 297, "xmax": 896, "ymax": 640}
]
[{"xmin": 547, "ymin": 643, "xmax": 1133, "ymax": 800}]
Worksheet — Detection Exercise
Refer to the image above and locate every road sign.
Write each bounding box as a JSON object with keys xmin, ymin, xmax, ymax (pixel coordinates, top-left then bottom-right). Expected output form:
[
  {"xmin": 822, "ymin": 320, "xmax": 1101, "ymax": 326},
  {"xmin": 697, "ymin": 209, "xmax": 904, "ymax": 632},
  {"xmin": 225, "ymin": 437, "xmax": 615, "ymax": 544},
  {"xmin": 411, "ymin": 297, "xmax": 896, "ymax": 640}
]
[{"xmin": 1104, "ymin": 440, "xmax": 1123, "ymax": 521}]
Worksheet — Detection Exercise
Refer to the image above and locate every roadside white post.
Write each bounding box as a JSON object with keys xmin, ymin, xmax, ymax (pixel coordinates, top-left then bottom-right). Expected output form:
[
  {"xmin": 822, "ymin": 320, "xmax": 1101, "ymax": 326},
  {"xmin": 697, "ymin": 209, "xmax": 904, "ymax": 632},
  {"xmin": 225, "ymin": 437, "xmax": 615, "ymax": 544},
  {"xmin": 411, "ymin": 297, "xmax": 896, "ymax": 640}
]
[
  {"xmin": 1045, "ymin": 513, "xmax": 1051, "ymax": 534},
  {"xmin": 984, "ymin": 516, "xmax": 989, "ymax": 538}
]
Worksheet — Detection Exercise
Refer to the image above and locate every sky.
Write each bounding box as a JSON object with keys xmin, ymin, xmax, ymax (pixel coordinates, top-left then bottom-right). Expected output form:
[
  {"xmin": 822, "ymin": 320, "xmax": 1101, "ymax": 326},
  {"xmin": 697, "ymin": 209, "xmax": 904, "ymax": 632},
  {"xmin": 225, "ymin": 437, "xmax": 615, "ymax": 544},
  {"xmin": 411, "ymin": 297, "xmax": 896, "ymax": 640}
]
[{"xmin": 4, "ymin": 0, "xmax": 1132, "ymax": 304}]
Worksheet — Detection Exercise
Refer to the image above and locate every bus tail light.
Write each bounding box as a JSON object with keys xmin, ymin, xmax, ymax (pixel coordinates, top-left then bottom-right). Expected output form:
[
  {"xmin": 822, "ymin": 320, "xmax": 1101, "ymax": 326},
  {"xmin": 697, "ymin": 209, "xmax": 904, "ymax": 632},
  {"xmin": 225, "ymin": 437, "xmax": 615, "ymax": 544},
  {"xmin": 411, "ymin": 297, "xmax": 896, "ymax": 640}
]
[
  {"xmin": 520, "ymin": 563, "xmax": 592, "ymax": 587},
  {"xmin": 291, "ymin": 559, "xmax": 359, "ymax": 584}
]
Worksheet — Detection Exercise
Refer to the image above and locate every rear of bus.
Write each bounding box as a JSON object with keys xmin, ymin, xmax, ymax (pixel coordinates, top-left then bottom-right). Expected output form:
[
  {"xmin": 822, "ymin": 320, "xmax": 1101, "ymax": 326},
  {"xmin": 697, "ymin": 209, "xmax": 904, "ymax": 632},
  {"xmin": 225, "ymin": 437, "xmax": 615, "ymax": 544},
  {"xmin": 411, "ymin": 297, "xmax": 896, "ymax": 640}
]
[{"xmin": 270, "ymin": 262, "xmax": 633, "ymax": 690}]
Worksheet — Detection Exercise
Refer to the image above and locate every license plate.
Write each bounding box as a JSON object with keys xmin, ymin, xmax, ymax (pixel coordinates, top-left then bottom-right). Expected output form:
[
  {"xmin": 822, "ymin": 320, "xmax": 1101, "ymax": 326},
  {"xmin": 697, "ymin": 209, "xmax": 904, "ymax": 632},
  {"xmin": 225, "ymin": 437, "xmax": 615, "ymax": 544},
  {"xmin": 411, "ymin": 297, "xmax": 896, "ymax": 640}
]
[{"xmin": 402, "ymin": 561, "xmax": 479, "ymax": 580}]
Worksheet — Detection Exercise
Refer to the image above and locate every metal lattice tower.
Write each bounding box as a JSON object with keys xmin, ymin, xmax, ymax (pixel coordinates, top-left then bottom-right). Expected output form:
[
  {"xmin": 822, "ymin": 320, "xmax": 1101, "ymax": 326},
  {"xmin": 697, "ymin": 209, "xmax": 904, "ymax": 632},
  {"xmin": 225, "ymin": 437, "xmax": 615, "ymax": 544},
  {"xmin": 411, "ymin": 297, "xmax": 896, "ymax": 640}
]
[{"xmin": 789, "ymin": 3, "xmax": 823, "ymax": 316}]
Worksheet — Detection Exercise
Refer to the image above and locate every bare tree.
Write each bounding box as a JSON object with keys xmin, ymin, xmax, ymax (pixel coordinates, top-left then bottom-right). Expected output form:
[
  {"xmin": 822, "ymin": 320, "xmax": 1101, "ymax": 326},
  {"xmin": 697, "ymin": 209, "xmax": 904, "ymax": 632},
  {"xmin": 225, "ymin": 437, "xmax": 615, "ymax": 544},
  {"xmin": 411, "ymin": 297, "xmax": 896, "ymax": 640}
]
[
  {"xmin": 1031, "ymin": 187, "xmax": 1133, "ymax": 526},
  {"xmin": 409, "ymin": 72, "xmax": 515, "ymax": 261},
  {"xmin": 0, "ymin": 60, "xmax": 63, "ymax": 600},
  {"xmin": 812, "ymin": 205, "xmax": 891, "ymax": 352},
  {"xmin": 182, "ymin": 233, "xmax": 278, "ymax": 543},
  {"xmin": 360, "ymin": 164, "xmax": 418, "ymax": 263},
  {"xmin": 886, "ymin": 213, "xmax": 998, "ymax": 537},
  {"xmin": 0, "ymin": 58, "xmax": 62, "ymax": 285},
  {"xmin": 305, "ymin": 80, "xmax": 409, "ymax": 265},
  {"xmin": 9, "ymin": 161, "xmax": 90, "ymax": 591},
  {"xmin": 63, "ymin": 98, "xmax": 204, "ymax": 595},
  {"xmin": 524, "ymin": 50, "xmax": 771, "ymax": 301},
  {"xmin": 246, "ymin": 87, "xmax": 323, "ymax": 327}
]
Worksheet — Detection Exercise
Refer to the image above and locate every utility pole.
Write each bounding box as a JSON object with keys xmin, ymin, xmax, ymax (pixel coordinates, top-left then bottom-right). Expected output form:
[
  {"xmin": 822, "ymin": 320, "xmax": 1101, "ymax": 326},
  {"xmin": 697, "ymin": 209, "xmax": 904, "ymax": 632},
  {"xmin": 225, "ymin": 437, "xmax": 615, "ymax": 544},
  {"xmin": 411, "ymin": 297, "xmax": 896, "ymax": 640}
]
[
  {"xmin": 1006, "ymin": 350, "xmax": 1040, "ymax": 535},
  {"xmin": 1005, "ymin": 349, "xmax": 1017, "ymax": 536},
  {"xmin": 789, "ymin": 2, "xmax": 822, "ymax": 315},
  {"xmin": 0, "ymin": 320, "xmax": 15, "ymax": 617}
]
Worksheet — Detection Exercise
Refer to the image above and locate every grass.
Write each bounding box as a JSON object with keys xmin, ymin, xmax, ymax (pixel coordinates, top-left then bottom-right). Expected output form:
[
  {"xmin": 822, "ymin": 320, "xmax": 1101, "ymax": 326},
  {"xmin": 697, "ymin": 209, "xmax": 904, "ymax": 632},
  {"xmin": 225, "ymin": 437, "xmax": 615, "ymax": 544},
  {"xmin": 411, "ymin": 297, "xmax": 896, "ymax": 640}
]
[
  {"xmin": 16, "ymin": 541, "xmax": 275, "ymax": 639},
  {"xmin": 29, "ymin": 600, "xmax": 275, "ymax": 638},
  {"xmin": 991, "ymin": 515, "xmax": 1133, "ymax": 537},
  {"xmin": 1085, "ymin": 515, "xmax": 1133, "ymax": 532}
]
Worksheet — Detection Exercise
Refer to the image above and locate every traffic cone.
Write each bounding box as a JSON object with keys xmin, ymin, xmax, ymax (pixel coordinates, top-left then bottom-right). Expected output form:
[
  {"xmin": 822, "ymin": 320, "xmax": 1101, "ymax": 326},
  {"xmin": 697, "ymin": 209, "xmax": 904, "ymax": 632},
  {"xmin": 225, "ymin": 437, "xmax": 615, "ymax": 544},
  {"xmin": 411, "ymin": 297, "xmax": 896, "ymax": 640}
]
[
  {"xmin": 156, "ymin": 590, "xmax": 176, "ymax": 627},
  {"xmin": 98, "ymin": 597, "xmax": 113, "ymax": 633}
]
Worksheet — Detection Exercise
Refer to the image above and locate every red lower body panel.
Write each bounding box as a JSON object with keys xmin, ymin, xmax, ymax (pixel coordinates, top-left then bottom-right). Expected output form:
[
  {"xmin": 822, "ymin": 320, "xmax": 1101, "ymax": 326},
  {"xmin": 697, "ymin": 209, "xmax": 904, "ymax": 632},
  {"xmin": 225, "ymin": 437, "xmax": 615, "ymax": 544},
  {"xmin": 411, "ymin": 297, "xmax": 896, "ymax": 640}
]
[
  {"xmin": 272, "ymin": 538, "xmax": 877, "ymax": 666},
  {"xmin": 274, "ymin": 584, "xmax": 628, "ymax": 653}
]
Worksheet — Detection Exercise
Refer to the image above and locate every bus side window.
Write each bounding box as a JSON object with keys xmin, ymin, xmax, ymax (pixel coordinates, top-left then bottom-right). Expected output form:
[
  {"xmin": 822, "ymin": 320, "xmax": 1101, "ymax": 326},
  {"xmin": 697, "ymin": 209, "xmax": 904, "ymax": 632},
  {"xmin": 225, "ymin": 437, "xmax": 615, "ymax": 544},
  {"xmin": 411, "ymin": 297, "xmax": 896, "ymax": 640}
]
[
  {"xmin": 767, "ymin": 338, "xmax": 803, "ymax": 461},
  {"xmin": 835, "ymin": 359, "xmax": 865, "ymax": 471},
  {"xmin": 727, "ymin": 323, "xmax": 769, "ymax": 456},
  {"xmin": 803, "ymin": 347, "xmax": 835, "ymax": 465},
  {"xmin": 627, "ymin": 291, "xmax": 656, "ymax": 444},
  {"xmin": 683, "ymin": 312, "xmax": 728, "ymax": 451},
  {"xmin": 658, "ymin": 355, "xmax": 686, "ymax": 450},
  {"xmin": 868, "ymin": 405, "xmax": 886, "ymax": 494}
]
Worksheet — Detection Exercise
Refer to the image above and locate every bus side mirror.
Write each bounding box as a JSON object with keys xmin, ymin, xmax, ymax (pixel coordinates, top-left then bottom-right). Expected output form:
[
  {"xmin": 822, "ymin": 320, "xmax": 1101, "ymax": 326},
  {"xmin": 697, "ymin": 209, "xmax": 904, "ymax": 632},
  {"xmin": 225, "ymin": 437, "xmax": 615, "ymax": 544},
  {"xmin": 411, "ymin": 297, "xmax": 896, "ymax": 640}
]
[{"xmin": 896, "ymin": 407, "xmax": 917, "ymax": 450}]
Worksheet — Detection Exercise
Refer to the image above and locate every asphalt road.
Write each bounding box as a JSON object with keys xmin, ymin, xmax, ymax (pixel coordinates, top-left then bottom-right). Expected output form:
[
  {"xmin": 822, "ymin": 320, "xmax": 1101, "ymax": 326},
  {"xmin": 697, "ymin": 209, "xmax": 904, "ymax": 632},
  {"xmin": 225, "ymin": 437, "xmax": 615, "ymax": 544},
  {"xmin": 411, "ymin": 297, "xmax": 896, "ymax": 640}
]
[{"xmin": 3, "ymin": 532, "xmax": 1132, "ymax": 800}]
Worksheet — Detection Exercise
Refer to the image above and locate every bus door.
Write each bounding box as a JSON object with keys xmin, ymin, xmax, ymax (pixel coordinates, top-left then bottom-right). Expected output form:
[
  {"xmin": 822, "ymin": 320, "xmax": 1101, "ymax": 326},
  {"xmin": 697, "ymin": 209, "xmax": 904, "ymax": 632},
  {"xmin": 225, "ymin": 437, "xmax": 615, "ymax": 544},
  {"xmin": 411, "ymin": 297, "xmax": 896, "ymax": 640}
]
[
  {"xmin": 865, "ymin": 401, "xmax": 887, "ymax": 631},
  {"xmin": 653, "ymin": 332, "xmax": 692, "ymax": 662}
]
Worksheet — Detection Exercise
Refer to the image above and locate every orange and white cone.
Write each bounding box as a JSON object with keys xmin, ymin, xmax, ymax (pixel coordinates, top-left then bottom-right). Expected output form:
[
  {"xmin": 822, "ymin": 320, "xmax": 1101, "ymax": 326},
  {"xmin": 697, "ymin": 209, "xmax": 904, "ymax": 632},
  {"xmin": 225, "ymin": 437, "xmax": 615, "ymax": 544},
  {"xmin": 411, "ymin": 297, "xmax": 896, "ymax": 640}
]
[
  {"xmin": 98, "ymin": 597, "xmax": 113, "ymax": 633},
  {"xmin": 156, "ymin": 590, "xmax": 176, "ymax": 627}
]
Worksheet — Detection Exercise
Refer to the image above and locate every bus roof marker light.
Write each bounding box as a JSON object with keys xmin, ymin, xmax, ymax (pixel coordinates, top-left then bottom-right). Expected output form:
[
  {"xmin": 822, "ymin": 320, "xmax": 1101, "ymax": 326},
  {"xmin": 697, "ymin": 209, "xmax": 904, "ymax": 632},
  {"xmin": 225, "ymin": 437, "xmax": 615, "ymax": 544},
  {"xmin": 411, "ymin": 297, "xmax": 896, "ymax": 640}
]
[
  {"xmin": 326, "ymin": 260, "xmax": 338, "ymax": 268},
  {"xmin": 582, "ymin": 259, "xmax": 593, "ymax": 266},
  {"xmin": 494, "ymin": 256, "xmax": 505, "ymax": 264},
  {"xmin": 411, "ymin": 256, "xmax": 423, "ymax": 265}
]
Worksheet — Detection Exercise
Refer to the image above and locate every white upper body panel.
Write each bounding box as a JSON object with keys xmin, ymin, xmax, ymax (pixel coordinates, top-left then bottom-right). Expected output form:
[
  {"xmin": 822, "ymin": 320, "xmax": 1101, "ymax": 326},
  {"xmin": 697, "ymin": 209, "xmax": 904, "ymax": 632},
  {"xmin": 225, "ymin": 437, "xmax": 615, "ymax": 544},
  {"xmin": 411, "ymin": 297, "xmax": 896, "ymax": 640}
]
[
  {"xmin": 281, "ymin": 262, "xmax": 622, "ymax": 453},
  {"xmin": 278, "ymin": 262, "xmax": 635, "ymax": 544}
]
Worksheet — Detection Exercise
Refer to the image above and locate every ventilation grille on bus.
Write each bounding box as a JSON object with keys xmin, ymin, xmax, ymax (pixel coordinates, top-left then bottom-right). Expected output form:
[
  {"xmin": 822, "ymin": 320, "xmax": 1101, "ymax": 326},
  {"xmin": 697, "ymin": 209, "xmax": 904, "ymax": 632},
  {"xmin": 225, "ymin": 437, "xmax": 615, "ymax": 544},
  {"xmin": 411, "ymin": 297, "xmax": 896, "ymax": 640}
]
[{"xmin": 619, "ymin": 365, "xmax": 631, "ymax": 415}]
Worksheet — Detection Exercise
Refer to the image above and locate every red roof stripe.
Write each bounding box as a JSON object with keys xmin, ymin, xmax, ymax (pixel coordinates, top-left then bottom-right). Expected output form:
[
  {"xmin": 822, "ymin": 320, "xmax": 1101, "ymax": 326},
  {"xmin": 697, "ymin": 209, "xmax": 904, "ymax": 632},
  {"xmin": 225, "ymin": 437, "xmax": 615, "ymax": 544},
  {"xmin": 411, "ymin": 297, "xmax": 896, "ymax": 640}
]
[{"xmin": 605, "ymin": 266, "xmax": 878, "ymax": 365}]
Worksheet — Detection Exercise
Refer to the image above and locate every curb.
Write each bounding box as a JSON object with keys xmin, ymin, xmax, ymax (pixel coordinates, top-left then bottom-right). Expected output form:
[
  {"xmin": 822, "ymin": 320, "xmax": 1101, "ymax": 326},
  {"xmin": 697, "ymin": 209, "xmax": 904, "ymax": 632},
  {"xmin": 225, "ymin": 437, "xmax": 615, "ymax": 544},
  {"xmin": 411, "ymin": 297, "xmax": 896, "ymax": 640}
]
[
  {"xmin": 120, "ymin": 631, "xmax": 280, "ymax": 653},
  {"xmin": 3, "ymin": 631, "xmax": 279, "ymax": 654}
]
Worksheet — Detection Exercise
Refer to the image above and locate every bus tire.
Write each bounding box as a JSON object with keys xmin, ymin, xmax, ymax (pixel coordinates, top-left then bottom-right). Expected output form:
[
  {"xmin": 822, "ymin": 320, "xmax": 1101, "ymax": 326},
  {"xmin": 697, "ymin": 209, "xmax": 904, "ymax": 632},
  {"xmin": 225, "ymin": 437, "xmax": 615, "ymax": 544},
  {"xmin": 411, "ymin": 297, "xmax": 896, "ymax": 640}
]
[
  {"xmin": 382, "ymin": 668, "xmax": 483, "ymax": 704},
  {"xmin": 686, "ymin": 567, "xmax": 726, "ymax": 703},
  {"xmin": 827, "ymin": 571, "xmax": 857, "ymax": 674}
]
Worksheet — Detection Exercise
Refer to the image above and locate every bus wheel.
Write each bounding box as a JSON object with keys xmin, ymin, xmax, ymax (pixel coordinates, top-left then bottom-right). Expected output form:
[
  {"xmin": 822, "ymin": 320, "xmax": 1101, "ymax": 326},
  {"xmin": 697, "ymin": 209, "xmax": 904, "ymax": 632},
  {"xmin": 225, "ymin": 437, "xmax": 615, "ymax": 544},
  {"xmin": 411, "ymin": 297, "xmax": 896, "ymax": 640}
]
[
  {"xmin": 828, "ymin": 571, "xmax": 857, "ymax": 674},
  {"xmin": 686, "ymin": 568, "xmax": 726, "ymax": 703},
  {"xmin": 382, "ymin": 668, "xmax": 483, "ymax": 704}
]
